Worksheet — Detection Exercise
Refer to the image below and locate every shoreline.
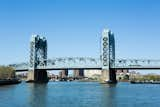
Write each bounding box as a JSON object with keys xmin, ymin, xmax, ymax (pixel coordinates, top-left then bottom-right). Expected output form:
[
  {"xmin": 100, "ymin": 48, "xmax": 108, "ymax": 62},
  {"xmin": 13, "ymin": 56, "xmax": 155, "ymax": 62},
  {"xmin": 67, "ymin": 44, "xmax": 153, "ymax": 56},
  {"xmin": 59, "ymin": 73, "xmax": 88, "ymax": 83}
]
[
  {"xmin": 130, "ymin": 80, "xmax": 160, "ymax": 84},
  {"xmin": 0, "ymin": 79, "xmax": 21, "ymax": 85}
]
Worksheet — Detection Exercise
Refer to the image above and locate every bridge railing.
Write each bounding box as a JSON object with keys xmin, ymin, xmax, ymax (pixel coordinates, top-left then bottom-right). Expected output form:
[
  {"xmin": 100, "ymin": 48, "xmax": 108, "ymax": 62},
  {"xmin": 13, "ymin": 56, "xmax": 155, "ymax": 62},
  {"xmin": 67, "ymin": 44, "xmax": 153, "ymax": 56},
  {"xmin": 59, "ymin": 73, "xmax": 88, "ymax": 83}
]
[
  {"xmin": 12, "ymin": 58, "xmax": 160, "ymax": 70},
  {"xmin": 44, "ymin": 57, "xmax": 102, "ymax": 69},
  {"xmin": 12, "ymin": 57, "xmax": 102, "ymax": 70},
  {"xmin": 114, "ymin": 59, "xmax": 160, "ymax": 68}
]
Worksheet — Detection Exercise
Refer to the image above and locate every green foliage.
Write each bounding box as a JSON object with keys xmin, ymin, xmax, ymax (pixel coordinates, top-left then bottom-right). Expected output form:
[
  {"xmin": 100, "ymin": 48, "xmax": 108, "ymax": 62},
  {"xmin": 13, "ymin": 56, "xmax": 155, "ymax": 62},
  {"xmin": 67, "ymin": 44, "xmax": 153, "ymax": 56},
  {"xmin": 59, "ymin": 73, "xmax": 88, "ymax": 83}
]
[
  {"xmin": 123, "ymin": 75, "xmax": 129, "ymax": 80},
  {"xmin": 132, "ymin": 74, "xmax": 160, "ymax": 81},
  {"xmin": 0, "ymin": 66, "xmax": 15, "ymax": 79}
]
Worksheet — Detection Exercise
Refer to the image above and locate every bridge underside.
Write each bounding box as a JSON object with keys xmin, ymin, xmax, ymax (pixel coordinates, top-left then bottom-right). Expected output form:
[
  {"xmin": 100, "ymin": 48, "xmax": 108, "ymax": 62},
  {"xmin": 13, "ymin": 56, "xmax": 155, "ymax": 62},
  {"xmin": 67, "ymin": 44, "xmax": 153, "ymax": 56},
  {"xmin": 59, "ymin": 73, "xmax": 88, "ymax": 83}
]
[{"xmin": 15, "ymin": 67, "xmax": 160, "ymax": 72}]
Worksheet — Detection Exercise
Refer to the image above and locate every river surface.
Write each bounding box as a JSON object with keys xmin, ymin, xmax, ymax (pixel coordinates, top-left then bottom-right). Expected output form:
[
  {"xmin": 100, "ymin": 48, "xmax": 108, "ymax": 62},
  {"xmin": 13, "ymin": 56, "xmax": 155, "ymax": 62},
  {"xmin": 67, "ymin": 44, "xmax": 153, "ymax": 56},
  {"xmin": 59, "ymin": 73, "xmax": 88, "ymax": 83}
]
[{"xmin": 0, "ymin": 82, "xmax": 160, "ymax": 107}]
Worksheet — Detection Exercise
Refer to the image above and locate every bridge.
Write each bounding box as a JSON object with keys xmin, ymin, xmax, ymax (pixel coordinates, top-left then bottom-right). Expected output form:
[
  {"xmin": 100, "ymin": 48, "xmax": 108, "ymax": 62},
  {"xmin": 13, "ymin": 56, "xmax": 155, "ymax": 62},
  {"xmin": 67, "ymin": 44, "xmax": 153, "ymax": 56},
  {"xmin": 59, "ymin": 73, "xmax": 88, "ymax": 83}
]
[
  {"xmin": 14, "ymin": 58, "xmax": 160, "ymax": 70},
  {"xmin": 10, "ymin": 28, "xmax": 160, "ymax": 83}
]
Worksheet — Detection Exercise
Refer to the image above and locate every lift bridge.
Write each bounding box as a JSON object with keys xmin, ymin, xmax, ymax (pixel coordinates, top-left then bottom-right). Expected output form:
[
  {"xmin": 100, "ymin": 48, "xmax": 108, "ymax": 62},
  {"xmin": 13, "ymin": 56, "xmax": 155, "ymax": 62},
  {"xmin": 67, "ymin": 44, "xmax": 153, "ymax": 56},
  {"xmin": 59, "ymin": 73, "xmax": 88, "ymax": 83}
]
[
  {"xmin": 14, "ymin": 58, "xmax": 160, "ymax": 71},
  {"xmin": 10, "ymin": 28, "xmax": 160, "ymax": 83}
]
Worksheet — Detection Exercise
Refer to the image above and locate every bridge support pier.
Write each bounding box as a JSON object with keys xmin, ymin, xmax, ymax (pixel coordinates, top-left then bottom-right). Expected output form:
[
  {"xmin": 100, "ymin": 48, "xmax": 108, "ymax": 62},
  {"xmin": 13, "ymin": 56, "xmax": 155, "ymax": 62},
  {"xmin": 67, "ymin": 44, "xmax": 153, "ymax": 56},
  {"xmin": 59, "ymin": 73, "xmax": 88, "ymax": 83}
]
[
  {"xmin": 73, "ymin": 69, "xmax": 84, "ymax": 79},
  {"xmin": 101, "ymin": 69, "xmax": 117, "ymax": 84},
  {"xmin": 59, "ymin": 69, "xmax": 68, "ymax": 81},
  {"xmin": 27, "ymin": 70, "xmax": 49, "ymax": 83},
  {"xmin": 61, "ymin": 69, "xmax": 68, "ymax": 78}
]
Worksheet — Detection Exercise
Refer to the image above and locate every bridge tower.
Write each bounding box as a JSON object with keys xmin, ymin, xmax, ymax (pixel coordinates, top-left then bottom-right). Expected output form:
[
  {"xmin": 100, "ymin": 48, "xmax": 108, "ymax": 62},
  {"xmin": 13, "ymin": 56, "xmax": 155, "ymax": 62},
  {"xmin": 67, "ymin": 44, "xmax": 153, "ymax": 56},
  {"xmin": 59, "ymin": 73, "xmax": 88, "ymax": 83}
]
[
  {"xmin": 27, "ymin": 35, "xmax": 48, "ymax": 83},
  {"xmin": 101, "ymin": 29, "xmax": 117, "ymax": 84}
]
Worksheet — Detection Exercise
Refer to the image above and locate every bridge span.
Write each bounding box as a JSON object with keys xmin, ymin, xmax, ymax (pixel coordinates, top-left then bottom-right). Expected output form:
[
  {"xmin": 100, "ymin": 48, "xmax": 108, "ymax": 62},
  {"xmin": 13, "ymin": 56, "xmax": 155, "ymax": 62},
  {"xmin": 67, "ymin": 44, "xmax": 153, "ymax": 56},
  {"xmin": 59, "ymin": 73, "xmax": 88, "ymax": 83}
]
[
  {"xmin": 10, "ymin": 28, "xmax": 160, "ymax": 83},
  {"xmin": 14, "ymin": 58, "xmax": 160, "ymax": 71}
]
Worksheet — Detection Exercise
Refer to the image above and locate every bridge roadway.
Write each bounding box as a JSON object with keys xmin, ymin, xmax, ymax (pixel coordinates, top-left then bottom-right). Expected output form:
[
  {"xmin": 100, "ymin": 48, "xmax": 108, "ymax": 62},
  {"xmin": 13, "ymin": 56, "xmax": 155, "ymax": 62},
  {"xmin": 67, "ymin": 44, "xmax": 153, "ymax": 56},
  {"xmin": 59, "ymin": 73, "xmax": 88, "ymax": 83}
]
[
  {"xmin": 15, "ymin": 66, "xmax": 160, "ymax": 72},
  {"xmin": 12, "ymin": 57, "xmax": 160, "ymax": 71}
]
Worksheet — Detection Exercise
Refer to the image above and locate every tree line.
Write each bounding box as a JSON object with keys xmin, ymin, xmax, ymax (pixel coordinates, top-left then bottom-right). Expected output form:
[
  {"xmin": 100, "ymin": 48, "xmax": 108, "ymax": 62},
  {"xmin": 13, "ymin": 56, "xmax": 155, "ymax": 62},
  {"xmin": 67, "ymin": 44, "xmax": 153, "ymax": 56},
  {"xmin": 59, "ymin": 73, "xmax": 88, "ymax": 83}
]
[
  {"xmin": 132, "ymin": 74, "xmax": 160, "ymax": 81},
  {"xmin": 0, "ymin": 66, "xmax": 15, "ymax": 79}
]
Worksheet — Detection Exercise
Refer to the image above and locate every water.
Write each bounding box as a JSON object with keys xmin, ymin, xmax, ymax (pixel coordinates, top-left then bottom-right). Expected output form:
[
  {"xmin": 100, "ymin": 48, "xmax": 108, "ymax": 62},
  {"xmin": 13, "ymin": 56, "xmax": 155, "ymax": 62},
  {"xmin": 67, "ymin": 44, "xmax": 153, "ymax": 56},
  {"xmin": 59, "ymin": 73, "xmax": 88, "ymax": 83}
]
[{"xmin": 0, "ymin": 82, "xmax": 160, "ymax": 107}]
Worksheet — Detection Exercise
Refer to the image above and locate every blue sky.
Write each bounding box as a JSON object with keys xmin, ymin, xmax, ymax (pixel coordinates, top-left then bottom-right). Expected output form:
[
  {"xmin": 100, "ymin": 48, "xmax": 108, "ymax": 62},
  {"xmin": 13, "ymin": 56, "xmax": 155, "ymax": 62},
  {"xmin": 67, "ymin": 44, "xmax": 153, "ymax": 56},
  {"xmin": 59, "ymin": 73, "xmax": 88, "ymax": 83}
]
[{"xmin": 0, "ymin": 0, "xmax": 160, "ymax": 69}]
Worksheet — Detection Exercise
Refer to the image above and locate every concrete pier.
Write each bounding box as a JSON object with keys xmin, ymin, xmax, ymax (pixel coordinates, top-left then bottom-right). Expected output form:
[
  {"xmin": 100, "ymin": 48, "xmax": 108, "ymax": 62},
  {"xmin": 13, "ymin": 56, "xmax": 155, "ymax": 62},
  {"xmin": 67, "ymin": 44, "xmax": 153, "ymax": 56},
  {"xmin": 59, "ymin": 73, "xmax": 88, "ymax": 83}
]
[
  {"xmin": 101, "ymin": 69, "xmax": 117, "ymax": 84},
  {"xmin": 73, "ymin": 69, "xmax": 84, "ymax": 79},
  {"xmin": 27, "ymin": 70, "xmax": 48, "ymax": 83},
  {"xmin": 61, "ymin": 69, "xmax": 68, "ymax": 78},
  {"xmin": 59, "ymin": 69, "xmax": 68, "ymax": 81}
]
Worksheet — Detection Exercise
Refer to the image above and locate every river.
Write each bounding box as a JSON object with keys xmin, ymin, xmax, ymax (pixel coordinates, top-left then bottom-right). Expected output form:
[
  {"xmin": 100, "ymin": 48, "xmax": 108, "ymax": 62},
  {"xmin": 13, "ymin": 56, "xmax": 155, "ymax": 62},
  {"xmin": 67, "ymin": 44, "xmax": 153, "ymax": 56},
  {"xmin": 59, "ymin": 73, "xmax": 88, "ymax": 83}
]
[{"xmin": 0, "ymin": 82, "xmax": 160, "ymax": 107}]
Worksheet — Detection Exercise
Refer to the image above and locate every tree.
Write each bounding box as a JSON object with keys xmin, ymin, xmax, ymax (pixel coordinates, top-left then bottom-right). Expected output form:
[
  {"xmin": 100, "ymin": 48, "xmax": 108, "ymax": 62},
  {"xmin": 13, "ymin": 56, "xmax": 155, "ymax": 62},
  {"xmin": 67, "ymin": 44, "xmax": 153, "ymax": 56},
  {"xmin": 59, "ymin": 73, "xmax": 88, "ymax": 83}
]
[{"xmin": 0, "ymin": 66, "xmax": 15, "ymax": 79}]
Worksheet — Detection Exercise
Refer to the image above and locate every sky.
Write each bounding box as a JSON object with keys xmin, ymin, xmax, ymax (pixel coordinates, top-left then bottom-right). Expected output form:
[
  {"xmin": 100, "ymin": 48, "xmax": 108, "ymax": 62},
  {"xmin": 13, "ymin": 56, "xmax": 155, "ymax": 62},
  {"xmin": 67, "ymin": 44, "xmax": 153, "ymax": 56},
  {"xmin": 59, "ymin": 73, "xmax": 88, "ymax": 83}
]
[{"xmin": 0, "ymin": 0, "xmax": 160, "ymax": 73}]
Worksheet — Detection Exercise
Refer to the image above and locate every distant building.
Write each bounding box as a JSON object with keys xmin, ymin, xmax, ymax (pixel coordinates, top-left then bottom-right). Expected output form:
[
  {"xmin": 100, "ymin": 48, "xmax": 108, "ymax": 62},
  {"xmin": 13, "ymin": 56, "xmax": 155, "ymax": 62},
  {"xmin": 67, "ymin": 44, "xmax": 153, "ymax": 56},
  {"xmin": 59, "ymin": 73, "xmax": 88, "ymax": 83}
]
[
  {"xmin": 116, "ymin": 69, "xmax": 129, "ymax": 75},
  {"xmin": 116, "ymin": 69, "xmax": 129, "ymax": 80},
  {"xmin": 59, "ymin": 70, "xmax": 68, "ymax": 78},
  {"xmin": 73, "ymin": 69, "xmax": 84, "ymax": 79},
  {"xmin": 84, "ymin": 70, "xmax": 101, "ymax": 78},
  {"xmin": 129, "ymin": 71, "xmax": 141, "ymax": 79},
  {"xmin": 59, "ymin": 71, "xmax": 62, "ymax": 78}
]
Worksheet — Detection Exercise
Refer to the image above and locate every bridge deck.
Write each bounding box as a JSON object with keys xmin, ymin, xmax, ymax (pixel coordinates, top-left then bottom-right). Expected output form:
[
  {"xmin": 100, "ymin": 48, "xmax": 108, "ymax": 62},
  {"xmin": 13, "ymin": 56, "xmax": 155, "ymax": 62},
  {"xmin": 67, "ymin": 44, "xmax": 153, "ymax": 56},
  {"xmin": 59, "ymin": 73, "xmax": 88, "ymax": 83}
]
[
  {"xmin": 15, "ymin": 66, "xmax": 160, "ymax": 72},
  {"xmin": 12, "ymin": 58, "xmax": 160, "ymax": 71}
]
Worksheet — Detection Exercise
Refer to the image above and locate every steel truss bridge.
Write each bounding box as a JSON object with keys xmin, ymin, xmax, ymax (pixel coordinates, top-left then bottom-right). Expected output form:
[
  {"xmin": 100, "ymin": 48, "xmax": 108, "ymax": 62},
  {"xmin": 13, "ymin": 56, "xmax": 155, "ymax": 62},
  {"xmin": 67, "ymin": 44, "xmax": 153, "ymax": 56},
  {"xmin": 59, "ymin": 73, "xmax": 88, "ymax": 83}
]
[
  {"xmin": 10, "ymin": 28, "xmax": 160, "ymax": 83},
  {"xmin": 11, "ymin": 29, "xmax": 160, "ymax": 72},
  {"xmin": 13, "ymin": 58, "xmax": 160, "ymax": 71}
]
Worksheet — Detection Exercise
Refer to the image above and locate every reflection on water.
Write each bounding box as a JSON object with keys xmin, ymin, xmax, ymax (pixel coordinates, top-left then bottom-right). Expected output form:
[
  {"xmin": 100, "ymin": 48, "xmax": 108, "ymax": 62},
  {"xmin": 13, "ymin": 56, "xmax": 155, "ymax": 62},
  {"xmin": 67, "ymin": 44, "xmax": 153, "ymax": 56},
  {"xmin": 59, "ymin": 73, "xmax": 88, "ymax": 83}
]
[
  {"xmin": 27, "ymin": 84, "xmax": 48, "ymax": 107},
  {"xmin": 0, "ymin": 82, "xmax": 160, "ymax": 107},
  {"xmin": 101, "ymin": 84, "xmax": 117, "ymax": 107}
]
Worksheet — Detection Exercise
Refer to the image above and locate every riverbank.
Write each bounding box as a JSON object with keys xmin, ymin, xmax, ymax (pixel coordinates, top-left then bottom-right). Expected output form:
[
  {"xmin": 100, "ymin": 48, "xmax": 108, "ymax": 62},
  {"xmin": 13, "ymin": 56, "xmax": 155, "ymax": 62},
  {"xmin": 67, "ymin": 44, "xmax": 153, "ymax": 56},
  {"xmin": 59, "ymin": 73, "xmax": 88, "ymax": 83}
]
[
  {"xmin": 0, "ymin": 79, "xmax": 21, "ymax": 85},
  {"xmin": 130, "ymin": 80, "xmax": 160, "ymax": 84}
]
